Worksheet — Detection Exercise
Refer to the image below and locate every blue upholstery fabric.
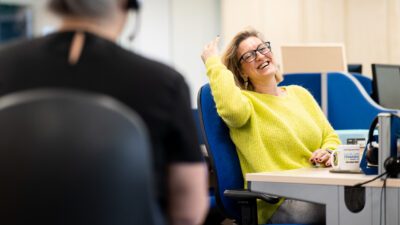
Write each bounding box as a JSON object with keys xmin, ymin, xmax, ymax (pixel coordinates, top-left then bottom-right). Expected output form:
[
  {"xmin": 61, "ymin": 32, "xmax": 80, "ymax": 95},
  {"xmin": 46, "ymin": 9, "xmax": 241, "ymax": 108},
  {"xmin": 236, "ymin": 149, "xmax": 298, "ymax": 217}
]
[
  {"xmin": 350, "ymin": 73, "xmax": 372, "ymax": 96},
  {"xmin": 327, "ymin": 72, "xmax": 397, "ymax": 129},
  {"xmin": 279, "ymin": 72, "xmax": 395, "ymax": 130},
  {"xmin": 279, "ymin": 73, "xmax": 322, "ymax": 106},
  {"xmin": 280, "ymin": 72, "xmax": 373, "ymax": 107},
  {"xmin": 197, "ymin": 84, "xmax": 243, "ymax": 221},
  {"xmin": 192, "ymin": 109, "xmax": 217, "ymax": 209},
  {"xmin": 209, "ymin": 193, "xmax": 216, "ymax": 209}
]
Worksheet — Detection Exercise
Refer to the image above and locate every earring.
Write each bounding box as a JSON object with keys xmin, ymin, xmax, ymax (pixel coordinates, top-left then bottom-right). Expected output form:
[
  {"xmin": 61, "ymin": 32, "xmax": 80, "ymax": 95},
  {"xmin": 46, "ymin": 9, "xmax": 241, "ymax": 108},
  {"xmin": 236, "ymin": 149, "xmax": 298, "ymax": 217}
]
[{"xmin": 243, "ymin": 77, "xmax": 249, "ymax": 90}]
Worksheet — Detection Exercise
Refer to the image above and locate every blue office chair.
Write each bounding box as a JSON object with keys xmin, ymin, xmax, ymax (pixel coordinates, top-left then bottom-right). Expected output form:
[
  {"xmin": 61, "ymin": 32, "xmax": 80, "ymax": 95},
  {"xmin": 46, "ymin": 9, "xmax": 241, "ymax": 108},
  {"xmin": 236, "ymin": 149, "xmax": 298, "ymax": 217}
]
[
  {"xmin": 327, "ymin": 72, "xmax": 398, "ymax": 129},
  {"xmin": 192, "ymin": 109, "xmax": 216, "ymax": 209},
  {"xmin": 279, "ymin": 73, "xmax": 322, "ymax": 106},
  {"xmin": 193, "ymin": 108, "xmax": 217, "ymax": 208},
  {"xmin": 193, "ymin": 108, "xmax": 224, "ymax": 224},
  {"xmin": 198, "ymin": 84, "xmax": 307, "ymax": 225},
  {"xmin": 0, "ymin": 89, "xmax": 163, "ymax": 225}
]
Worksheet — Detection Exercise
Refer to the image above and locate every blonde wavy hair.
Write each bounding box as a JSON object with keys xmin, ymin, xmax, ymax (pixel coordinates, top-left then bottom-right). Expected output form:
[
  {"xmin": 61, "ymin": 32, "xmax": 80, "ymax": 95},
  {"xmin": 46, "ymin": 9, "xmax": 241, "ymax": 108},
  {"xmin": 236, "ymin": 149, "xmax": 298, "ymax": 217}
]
[{"xmin": 221, "ymin": 28, "xmax": 283, "ymax": 90}]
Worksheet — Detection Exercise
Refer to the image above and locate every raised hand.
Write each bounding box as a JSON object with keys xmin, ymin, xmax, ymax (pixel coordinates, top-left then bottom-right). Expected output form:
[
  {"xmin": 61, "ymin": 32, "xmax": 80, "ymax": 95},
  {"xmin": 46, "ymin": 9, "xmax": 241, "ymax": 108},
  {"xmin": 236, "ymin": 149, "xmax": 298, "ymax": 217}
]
[{"xmin": 201, "ymin": 36, "xmax": 220, "ymax": 64}]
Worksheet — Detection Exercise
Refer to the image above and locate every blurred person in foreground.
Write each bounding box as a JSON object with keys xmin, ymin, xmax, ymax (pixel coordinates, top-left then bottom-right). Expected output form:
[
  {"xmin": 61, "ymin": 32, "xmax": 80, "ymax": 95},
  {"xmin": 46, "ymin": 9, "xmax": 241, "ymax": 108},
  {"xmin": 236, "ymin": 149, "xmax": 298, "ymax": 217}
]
[
  {"xmin": 201, "ymin": 29, "xmax": 340, "ymax": 224},
  {"xmin": 0, "ymin": 0, "xmax": 208, "ymax": 224}
]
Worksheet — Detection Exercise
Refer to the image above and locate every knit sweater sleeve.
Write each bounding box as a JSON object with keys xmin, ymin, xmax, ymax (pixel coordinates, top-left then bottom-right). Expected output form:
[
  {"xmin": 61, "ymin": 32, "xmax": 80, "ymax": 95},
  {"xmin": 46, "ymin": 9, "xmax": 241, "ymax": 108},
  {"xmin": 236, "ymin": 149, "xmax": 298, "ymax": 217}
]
[
  {"xmin": 295, "ymin": 86, "xmax": 341, "ymax": 150},
  {"xmin": 320, "ymin": 116, "xmax": 341, "ymax": 150},
  {"xmin": 205, "ymin": 56, "xmax": 251, "ymax": 128}
]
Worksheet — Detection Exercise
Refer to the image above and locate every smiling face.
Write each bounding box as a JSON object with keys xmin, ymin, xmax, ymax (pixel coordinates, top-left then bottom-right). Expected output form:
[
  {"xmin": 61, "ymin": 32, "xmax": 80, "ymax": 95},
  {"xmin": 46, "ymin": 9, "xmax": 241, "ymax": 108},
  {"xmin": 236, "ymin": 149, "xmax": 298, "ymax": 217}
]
[{"xmin": 237, "ymin": 36, "xmax": 278, "ymax": 86}]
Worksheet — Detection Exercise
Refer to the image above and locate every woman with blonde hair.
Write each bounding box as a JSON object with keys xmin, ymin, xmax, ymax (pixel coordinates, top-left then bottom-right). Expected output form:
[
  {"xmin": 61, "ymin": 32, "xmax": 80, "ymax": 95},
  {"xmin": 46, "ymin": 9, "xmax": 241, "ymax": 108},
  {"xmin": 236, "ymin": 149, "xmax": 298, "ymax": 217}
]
[{"xmin": 201, "ymin": 29, "xmax": 340, "ymax": 224}]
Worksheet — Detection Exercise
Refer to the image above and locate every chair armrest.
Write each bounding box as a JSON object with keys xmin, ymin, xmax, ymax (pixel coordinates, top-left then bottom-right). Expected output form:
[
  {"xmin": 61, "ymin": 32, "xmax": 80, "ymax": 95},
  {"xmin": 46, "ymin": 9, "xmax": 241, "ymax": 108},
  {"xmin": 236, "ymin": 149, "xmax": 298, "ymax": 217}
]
[
  {"xmin": 223, "ymin": 189, "xmax": 280, "ymax": 225},
  {"xmin": 224, "ymin": 189, "xmax": 280, "ymax": 204}
]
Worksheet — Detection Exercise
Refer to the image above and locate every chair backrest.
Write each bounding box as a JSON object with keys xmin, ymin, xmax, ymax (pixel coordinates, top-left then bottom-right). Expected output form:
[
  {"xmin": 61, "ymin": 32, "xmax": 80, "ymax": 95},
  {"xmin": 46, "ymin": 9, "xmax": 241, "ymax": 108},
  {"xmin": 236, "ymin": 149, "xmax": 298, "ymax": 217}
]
[
  {"xmin": 280, "ymin": 73, "xmax": 322, "ymax": 106},
  {"xmin": 0, "ymin": 89, "xmax": 162, "ymax": 225},
  {"xmin": 327, "ymin": 72, "xmax": 397, "ymax": 129},
  {"xmin": 197, "ymin": 84, "xmax": 243, "ymax": 220}
]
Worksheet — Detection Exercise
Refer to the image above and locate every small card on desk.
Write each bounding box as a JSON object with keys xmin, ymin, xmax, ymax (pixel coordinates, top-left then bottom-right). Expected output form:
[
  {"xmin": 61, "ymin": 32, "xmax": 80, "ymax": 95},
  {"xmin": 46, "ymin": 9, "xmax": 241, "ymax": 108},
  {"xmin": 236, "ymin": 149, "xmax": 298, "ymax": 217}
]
[{"xmin": 329, "ymin": 168, "xmax": 363, "ymax": 174}]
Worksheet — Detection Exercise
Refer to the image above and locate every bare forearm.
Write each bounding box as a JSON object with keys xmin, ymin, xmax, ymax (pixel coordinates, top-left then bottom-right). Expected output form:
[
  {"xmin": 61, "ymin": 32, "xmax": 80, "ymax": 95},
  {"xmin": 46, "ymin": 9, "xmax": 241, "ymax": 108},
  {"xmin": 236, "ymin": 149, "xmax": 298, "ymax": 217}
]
[{"xmin": 168, "ymin": 163, "xmax": 209, "ymax": 225}]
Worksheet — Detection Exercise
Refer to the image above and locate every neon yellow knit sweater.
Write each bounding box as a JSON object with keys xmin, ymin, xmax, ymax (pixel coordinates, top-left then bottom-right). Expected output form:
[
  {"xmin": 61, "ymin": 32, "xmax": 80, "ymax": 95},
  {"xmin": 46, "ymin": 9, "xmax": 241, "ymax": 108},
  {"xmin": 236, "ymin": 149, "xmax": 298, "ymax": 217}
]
[{"xmin": 205, "ymin": 56, "xmax": 340, "ymax": 224}]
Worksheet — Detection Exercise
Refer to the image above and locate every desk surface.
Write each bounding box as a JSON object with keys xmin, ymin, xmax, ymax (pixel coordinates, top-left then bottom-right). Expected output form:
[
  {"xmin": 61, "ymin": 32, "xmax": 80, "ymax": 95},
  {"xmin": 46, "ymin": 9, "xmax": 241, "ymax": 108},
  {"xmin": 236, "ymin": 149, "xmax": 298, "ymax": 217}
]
[{"xmin": 246, "ymin": 167, "xmax": 400, "ymax": 187}]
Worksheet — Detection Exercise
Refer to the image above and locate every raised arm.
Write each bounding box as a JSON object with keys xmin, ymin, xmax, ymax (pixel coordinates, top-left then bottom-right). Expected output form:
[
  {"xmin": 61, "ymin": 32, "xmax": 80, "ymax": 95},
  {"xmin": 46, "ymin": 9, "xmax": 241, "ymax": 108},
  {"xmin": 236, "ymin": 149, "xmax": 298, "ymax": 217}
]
[{"xmin": 201, "ymin": 37, "xmax": 252, "ymax": 128}]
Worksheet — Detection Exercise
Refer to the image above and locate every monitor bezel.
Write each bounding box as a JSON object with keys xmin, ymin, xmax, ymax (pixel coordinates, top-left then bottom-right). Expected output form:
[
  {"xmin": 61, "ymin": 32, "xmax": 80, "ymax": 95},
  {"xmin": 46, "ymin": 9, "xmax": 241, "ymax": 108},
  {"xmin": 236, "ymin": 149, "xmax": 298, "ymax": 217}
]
[{"xmin": 371, "ymin": 63, "xmax": 400, "ymax": 106}]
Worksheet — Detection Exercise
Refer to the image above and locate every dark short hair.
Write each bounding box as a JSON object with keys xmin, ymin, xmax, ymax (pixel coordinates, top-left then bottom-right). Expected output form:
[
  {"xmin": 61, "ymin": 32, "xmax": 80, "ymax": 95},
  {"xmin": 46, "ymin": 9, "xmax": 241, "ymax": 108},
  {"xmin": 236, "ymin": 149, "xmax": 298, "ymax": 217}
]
[{"xmin": 48, "ymin": 0, "xmax": 120, "ymax": 18}]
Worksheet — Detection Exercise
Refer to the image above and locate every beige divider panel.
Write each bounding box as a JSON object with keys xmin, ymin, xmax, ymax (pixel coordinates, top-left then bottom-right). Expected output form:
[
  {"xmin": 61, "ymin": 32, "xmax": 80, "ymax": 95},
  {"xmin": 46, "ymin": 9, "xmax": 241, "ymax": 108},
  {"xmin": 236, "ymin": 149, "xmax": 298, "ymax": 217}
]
[{"xmin": 280, "ymin": 44, "xmax": 347, "ymax": 74}]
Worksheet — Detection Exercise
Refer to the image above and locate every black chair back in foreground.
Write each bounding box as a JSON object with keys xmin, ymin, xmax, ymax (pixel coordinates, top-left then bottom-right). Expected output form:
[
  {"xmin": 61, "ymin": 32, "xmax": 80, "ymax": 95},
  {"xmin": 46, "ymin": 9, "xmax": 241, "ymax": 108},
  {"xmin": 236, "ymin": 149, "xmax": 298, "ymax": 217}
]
[{"xmin": 0, "ymin": 89, "xmax": 162, "ymax": 225}]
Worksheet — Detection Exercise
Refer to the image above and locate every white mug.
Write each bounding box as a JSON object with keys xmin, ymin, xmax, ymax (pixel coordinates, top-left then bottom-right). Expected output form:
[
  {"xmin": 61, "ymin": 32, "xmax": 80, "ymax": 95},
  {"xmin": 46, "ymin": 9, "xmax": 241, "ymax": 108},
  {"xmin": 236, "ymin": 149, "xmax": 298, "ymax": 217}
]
[{"xmin": 331, "ymin": 145, "xmax": 360, "ymax": 171}]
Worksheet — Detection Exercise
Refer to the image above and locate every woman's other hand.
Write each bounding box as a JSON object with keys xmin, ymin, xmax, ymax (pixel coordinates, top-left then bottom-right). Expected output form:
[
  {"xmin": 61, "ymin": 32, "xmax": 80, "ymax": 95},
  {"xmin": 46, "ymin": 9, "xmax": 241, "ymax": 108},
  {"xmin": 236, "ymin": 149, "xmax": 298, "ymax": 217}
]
[
  {"xmin": 201, "ymin": 36, "xmax": 220, "ymax": 64},
  {"xmin": 309, "ymin": 149, "xmax": 332, "ymax": 167}
]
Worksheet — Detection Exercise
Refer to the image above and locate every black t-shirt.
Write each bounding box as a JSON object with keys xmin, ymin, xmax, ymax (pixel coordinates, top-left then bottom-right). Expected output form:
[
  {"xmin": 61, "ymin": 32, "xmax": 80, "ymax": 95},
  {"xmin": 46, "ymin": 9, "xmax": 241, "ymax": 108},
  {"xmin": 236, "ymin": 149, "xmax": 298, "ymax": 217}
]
[{"xmin": 0, "ymin": 31, "xmax": 203, "ymax": 212}]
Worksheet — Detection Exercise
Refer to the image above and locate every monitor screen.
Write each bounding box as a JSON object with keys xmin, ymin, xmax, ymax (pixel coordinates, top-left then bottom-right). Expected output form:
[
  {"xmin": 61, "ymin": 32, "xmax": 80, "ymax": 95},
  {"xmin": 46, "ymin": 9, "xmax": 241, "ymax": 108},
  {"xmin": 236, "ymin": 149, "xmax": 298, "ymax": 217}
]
[
  {"xmin": 347, "ymin": 64, "xmax": 363, "ymax": 74},
  {"xmin": 371, "ymin": 64, "xmax": 400, "ymax": 109}
]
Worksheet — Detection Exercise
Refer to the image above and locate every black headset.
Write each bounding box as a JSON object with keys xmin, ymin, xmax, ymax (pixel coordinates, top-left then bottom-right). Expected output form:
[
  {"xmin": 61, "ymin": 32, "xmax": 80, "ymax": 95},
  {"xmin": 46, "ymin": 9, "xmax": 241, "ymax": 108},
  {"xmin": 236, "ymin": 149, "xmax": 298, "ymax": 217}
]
[
  {"xmin": 384, "ymin": 156, "xmax": 400, "ymax": 177},
  {"xmin": 127, "ymin": 0, "xmax": 140, "ymax": 10},
  {"xmin": 126, "ymin": 0, "xmax": 141, "ymax": 41},
  {"xmin": 366, "ymin": 115, "xmax": 400, "ymax": 178},
  {"xmin": 366, "ymin": 117, "xmax": 379, "ymax": 165}
]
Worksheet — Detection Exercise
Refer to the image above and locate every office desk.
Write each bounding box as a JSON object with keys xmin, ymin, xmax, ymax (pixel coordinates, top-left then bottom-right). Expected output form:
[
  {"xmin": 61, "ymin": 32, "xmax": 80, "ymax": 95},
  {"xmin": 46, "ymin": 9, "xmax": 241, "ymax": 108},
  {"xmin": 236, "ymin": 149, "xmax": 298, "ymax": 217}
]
[{"xmin": 246, "ymin": 168, "xmax": 400, "ymax": 225}]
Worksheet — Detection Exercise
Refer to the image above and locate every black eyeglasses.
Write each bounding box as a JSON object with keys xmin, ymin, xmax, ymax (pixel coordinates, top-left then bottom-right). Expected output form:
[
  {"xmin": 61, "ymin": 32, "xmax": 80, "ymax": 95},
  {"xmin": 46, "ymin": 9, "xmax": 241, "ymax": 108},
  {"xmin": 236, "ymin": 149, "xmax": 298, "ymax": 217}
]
[{"xmin": 239, "ymin": 42, "xmax": 271, "ymax": 63}]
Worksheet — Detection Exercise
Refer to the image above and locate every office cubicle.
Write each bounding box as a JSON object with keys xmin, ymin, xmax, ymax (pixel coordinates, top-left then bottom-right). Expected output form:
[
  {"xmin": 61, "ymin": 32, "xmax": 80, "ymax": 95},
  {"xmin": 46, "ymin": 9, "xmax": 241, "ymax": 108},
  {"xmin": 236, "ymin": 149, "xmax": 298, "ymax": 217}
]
[
  {"xmin": 280, "ymin": 44, "xmax": 347, "ymax": 115},
  {"xmin": 279, "ymin": 44, "xmax": 395, "ymax": 130}
]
